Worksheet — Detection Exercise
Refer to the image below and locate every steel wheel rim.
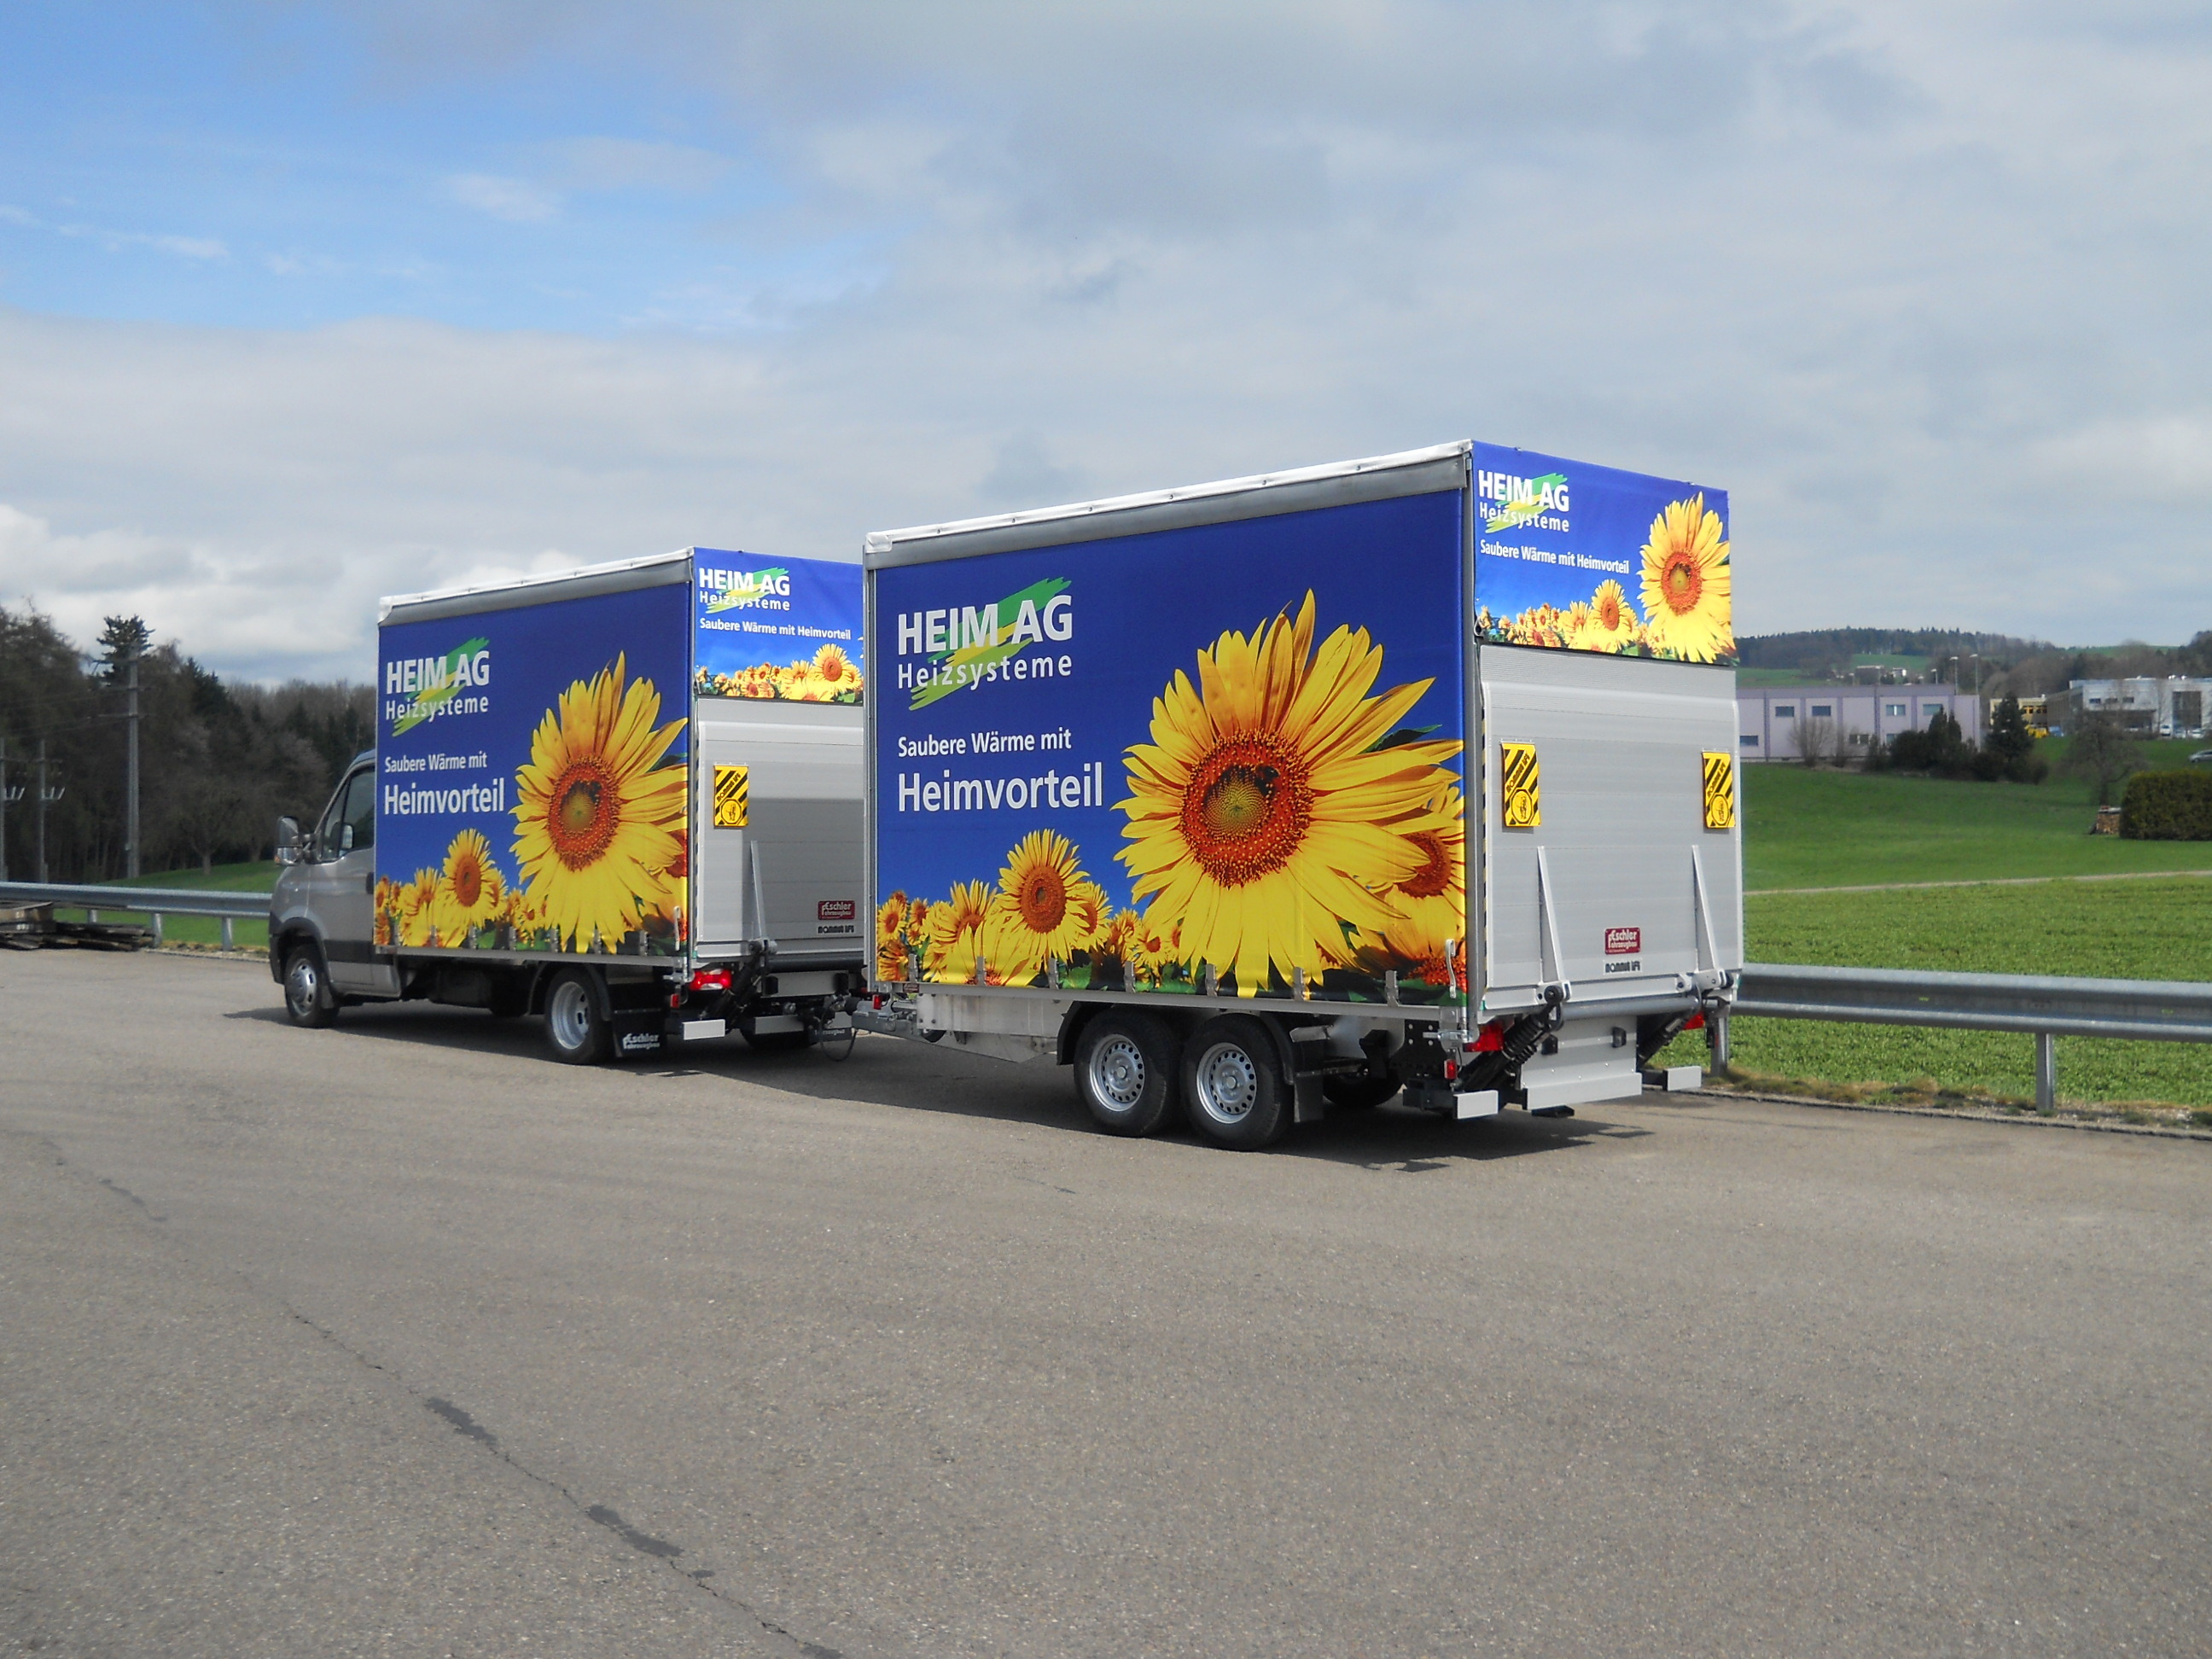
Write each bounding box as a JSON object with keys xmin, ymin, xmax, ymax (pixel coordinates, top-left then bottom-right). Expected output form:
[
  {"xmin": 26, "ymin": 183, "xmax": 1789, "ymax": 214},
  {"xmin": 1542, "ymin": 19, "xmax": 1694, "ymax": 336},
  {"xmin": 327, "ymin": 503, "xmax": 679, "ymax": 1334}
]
[
  {"xmin": 286, "ymin": 955, "xmax": 320, "ymax": 1016},
  {"xmin": 1193, "ymin": 1040, "xmax": 1258, "ymax": 1125},
  {"xmin": 549, "ymin": 980, "xmax": 594, "ymax": 1051},
  {"xmin": 1088, "ymin": 1035, "xmax": 1147, "ymax": 1110}
]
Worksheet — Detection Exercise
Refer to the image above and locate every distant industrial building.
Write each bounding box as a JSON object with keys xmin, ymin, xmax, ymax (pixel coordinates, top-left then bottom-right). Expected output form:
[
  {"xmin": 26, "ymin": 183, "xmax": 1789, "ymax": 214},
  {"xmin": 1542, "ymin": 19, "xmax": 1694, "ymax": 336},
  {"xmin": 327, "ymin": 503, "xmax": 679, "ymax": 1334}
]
[
  {"xmin": 1735, "ymin": 685, "xmax": 1982, "ymax": 762},
  {"xmin": 2063, "ymin": 677, "xmax": 2209, "ymax": 738}
]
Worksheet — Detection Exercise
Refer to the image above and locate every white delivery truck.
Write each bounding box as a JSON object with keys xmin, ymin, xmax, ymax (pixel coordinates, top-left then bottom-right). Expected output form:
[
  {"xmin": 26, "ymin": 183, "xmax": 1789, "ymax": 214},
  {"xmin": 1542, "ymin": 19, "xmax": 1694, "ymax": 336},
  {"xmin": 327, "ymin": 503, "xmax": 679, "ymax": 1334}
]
[
  {"xmin": 269, "ymin": 548, "xmax": 870, "ymax": 1061},
  {"xmin": 863, "ymin": 441, "xmax": 1743, "ymax": 1146}
]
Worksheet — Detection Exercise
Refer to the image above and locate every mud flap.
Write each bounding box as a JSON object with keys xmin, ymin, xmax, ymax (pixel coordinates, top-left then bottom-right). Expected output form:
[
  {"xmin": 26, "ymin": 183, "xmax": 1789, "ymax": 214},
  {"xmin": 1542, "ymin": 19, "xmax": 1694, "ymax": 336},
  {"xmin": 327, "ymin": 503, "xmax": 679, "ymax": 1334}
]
[{"xmin": 611, "ymin": 1008, "xmax": 666, "ymax": 1057}]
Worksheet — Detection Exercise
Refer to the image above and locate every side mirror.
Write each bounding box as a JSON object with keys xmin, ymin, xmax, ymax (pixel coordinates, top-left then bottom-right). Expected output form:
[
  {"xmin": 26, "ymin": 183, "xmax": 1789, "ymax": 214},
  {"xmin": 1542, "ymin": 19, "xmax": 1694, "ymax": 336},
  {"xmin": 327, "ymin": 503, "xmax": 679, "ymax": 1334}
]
[
  {"xmin": 275, "ymin": 817, "xmax": 301, "ymax": 865},
  {"xmin": 339, "ymin": 822, "xmax": 356, "ymax": 853}
]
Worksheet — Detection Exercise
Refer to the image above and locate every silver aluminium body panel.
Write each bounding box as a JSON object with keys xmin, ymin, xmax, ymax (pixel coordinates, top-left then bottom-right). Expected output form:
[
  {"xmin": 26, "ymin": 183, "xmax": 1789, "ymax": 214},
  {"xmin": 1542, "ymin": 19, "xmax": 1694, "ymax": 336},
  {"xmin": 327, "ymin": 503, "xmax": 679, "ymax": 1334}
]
[
  {"xmin": 692, "ymin": 699, "xmax": 866, "ymax": 964},
  {"xmin": 1475, "ymin": 645, "xmax": 1743, "ymax": 1106}
]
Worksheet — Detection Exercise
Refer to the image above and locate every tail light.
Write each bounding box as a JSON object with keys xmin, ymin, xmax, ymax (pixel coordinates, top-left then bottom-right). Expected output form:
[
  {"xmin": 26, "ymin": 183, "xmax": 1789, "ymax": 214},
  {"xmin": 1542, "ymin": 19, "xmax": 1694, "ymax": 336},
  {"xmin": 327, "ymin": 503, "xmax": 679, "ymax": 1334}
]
[
  {"xmin": 688, "ymin": 968, "xmax": 732, "ymax": 993},
  {"xmin": 1466, "ymin": 1019, "xmax": 1509, "ymax": 1053},
  {"xmin": 1683, "ymin": 1011, "xmax": 1706, "ymax": 1031}
]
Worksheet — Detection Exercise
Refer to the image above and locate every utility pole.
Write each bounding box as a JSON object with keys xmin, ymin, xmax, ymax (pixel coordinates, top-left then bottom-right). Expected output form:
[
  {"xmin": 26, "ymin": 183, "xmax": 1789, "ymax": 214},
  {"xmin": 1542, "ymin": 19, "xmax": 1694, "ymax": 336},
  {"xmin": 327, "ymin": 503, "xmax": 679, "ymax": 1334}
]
[
  {"xmin": 0, "ymin": 736, "xmax": 17, "ymax": 882},
  {"xmin": 35, "ymin": 740, "xmax": 66, "ymax": 885},
  {"xmin": 125, "ymin": 637, "xmax": 141, "ymax": 879}
]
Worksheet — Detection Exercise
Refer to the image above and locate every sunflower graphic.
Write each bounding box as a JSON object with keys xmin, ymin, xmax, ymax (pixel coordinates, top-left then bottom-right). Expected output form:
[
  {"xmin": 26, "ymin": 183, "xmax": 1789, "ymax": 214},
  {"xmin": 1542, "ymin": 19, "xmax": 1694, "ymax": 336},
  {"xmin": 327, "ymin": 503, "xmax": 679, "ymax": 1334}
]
[
  {"xmin": 811, "ymin": 643, "xmax": 860, "ymax": 697},
  {"xmin": 1574, "ymin": 579, "xmax": 1641, "ymax": 654},
  {"xmin": 511, "ymin": 654, "xmax": 688, "ymax": 952},
  {"xmin": 433, "ymin": 829, "xmax": 505, "ymax": 946},
  {"xmin": 1117, "ymin": 591, "xmax": 1462, "ymax": 994},
  {"xmin": 923, "ymin": 880, "xmax": 993, "ymax": 984},
  {"xmin": 1638, "ymin": 494, "xmax": 1732, "ymax": 663},
  {"xmin": 988, "ymin": 830, "xmax": 1102, "ymax": 979},
  {"xmin": 399, "ymin": 867, "xmax": 440, "ymax": 947},
  {"xmin": 876, "ymin": 890, "xmax": 914, "ymax": 982},
  {"xmin": 1369, "ymin": 779, "xmax": 1468, "ymax": 983}
]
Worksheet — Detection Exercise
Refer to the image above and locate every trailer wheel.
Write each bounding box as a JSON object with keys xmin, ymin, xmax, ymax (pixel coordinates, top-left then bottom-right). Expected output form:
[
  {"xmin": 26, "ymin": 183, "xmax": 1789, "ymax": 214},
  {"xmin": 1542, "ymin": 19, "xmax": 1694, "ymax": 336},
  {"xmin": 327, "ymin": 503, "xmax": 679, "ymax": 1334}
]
[
  {"xmin": 1181, "ymin": 1015, "xmax": 1290, "ymax": 1150},
  {"xmin": 1323, "ymin": 1074, "xmax": 1400, "ymax": 1113},
  {"xmin": 281, "ymin": 942, "xmax": 339, "ymax": 1029},
  {"xmin": 1073, "ymin": 1010, "xmax": 1180, "ymax": 1137},
  {"xmin": 544, "ymin": 968, "xmax": 611, "ymax": 1065}
]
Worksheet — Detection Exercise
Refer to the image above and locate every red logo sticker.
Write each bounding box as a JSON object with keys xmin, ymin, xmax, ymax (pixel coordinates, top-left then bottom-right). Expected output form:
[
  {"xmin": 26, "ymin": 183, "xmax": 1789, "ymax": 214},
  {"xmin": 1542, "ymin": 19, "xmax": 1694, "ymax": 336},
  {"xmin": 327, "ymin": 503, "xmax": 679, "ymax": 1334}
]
[
  {"xmin": 1604, "ymin": 926, "xmax": 1641, "ymax": 956},
  {"xmin": 818, "ymin": 899, "xmax": 857, "ymax": 921}
]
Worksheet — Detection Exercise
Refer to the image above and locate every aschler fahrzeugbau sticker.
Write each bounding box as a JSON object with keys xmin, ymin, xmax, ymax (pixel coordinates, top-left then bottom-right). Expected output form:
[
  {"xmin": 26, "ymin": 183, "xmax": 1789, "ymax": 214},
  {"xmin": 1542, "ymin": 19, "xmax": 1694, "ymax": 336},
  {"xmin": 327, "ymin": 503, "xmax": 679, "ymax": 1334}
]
[
  {"xmin": 377, "ymin": 580, "xmax": 691, "ymax": 958},
  {"xmin": 872, "ymin": 490, "xmax": 1470, "ymax": 1005}
]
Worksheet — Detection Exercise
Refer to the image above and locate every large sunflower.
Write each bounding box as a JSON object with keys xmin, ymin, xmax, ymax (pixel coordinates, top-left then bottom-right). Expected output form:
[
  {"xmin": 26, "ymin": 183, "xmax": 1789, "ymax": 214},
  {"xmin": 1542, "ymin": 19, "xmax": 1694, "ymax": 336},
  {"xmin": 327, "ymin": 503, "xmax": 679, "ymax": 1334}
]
[
  {"xmin": 511, "ymin": 654, "xmax": 687, "ymax": 952},
  {"xmin": 811, "ymin": 643, "xmax": 860, "ymax": 698},
  {"xmin": 1638, "ymin": 493, "xmax": 1733, "ymax": 663},
  {"xmin": 1118, "ymin": 591, "xmax": 1461, "ymax": 995},
  {"xmin": 434, "ymin": 828, "xmax": 505, "ymax": 946},
  {"xmin": 1573, "ymin": 579, "xmax": 1640, "ymax": 654},
  {"xmin": 989, "ymin": 830, "xmax": 1100, "ymax": 978}
]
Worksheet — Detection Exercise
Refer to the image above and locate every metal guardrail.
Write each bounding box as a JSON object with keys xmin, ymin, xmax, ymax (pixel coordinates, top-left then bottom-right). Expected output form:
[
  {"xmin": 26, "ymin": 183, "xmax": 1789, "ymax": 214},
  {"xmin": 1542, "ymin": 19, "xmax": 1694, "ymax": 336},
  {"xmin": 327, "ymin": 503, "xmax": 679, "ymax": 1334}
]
[
  {"xmin": 0, "ymin": 880, "xmax": 268, "ymax": 949},
  {"xmin": 1726, "ymin": 962, "xmax": 2212, "ymax": 1111}
]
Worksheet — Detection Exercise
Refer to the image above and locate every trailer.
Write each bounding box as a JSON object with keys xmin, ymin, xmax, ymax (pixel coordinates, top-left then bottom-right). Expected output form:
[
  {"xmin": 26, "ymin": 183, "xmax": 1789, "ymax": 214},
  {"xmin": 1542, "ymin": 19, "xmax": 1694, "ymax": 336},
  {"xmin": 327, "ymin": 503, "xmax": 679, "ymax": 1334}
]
[
  {"xmin": 863, "ymin": 441, "xmax": 1743, "ymax": 1146},
  {"xmin": 269, "ymin": 547, "xmax": 869, "ymax": 1061}
]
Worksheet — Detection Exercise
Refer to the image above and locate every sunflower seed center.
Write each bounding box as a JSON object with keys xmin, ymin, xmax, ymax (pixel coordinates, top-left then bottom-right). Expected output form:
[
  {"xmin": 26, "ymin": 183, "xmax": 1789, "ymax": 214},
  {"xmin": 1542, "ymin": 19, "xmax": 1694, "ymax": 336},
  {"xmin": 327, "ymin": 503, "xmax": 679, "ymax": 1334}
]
[{"xmin": 1183, "ymin": 738, "xmax": 1313, "ymax": 886}]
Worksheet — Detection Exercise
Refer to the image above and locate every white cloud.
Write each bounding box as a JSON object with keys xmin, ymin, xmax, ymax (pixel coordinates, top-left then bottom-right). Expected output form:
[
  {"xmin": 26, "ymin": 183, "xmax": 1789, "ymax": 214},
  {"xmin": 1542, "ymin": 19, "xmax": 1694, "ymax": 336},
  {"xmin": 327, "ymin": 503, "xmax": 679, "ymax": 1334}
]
[
  {"xmin": 445, "ymin": 172, "xmax": 562, "ymax": 223},
  {"xmin": 550, "ymin": 137, "xmax": 733, "ymax": 194}
]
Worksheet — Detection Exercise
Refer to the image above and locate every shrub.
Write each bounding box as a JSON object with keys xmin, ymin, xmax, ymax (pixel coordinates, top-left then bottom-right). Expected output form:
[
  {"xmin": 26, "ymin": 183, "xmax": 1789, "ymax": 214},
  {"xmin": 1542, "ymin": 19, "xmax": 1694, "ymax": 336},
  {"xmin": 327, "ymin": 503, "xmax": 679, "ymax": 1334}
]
[{"xmin": 2119, "ymin": 770, "xmax": 2212, "ymax": 840}]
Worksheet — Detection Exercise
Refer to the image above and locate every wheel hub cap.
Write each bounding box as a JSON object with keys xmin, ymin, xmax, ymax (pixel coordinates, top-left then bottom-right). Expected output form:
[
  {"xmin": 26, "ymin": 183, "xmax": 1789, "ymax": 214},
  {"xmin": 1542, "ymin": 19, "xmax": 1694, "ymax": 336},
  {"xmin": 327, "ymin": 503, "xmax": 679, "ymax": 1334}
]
[{"xmin": 1196, "ymin": 1043, "xmax": 1258, "ymax": 1123}]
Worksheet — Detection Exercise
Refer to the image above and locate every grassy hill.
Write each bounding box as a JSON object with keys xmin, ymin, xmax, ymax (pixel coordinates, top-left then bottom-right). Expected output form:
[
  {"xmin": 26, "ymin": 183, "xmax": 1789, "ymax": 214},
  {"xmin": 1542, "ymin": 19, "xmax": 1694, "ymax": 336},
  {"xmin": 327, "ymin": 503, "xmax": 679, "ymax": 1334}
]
[
  {"xmin": 1700, "ymin": 740, "xmax": 2212, "ymax": 1109},
  {"xmin": 1743, "ymin": 738, "xmax": 2211, "ymax": 890}
]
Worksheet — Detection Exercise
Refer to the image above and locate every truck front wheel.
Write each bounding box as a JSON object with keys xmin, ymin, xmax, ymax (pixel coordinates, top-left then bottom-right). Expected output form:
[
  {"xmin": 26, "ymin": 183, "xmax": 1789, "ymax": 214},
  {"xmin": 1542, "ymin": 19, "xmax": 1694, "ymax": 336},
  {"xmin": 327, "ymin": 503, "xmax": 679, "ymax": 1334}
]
[
  {"xmin": 1074, "ymin": 1010, "xmax": 1180, "ymax": 1137},
  {"xmin": 544, "ymin": 969, "xmax": 611, "ymax": 1065},
  {"xmin": 281, "ymin": 942, "xmax": 339, "ymax": 1029},
  {"xmin": 1181, "ymin": 1015, "xmax": 1290, "ymax": 1150}
]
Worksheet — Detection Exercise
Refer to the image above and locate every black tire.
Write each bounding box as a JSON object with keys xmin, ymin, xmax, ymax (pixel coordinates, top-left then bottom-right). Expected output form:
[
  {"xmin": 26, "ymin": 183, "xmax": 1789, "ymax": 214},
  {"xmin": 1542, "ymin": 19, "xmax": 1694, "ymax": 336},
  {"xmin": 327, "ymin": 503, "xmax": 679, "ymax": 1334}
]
[
  {"xmin": 739, "ymin": 1020, "xmax": 811, "ymax": 1053},
  {"xmin": 1180, "ymin": 1015, "xmax": 1291, "ymax": 1150},
  {"xmin": 544, "ymin": 968, "xmax": 612, "ymax": 1064},
  {"xmin": 281, "ymin": 942, "xmax": 339, "ymax": 1028},
  {"xmin": 1323, "ymin": 1073, "xmax": 1400, "ymax": 1112},
  {"xmin": 1073, "ymin": 1010, "xmax": 1180, "ymax": 1136}
]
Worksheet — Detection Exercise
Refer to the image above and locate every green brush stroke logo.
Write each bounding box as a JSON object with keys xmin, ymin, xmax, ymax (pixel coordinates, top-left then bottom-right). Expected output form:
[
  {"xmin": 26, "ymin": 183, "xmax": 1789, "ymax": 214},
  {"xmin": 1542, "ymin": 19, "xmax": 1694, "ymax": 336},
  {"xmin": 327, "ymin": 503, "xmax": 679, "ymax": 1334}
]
[
  {"xmin": 392, "ymin": 636, "xmax": 489, "ymax": 735},
  {"xmin": 910, "ymin": 578, "xmax": 1069, "ymax": 710},
  {"xmin": 1484, "ymin": 472, "xmax": 1568, "ymax": 533}
]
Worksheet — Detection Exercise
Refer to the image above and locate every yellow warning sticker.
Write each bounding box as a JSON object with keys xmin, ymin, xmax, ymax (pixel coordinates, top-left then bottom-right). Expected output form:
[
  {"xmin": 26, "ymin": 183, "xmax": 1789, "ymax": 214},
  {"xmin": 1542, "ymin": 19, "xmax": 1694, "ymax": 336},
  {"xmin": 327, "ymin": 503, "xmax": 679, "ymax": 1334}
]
[
  {"xmin": 1500, "ymin": 742, "xmax": 1540, "ymax": 829},
  {"xmin": 1702, "ymin": 752, "xmax": 1736, "ymax": 830},
  {"xmin": 712, "ymin": 764, "xmax": 750, "ymax": 829}
]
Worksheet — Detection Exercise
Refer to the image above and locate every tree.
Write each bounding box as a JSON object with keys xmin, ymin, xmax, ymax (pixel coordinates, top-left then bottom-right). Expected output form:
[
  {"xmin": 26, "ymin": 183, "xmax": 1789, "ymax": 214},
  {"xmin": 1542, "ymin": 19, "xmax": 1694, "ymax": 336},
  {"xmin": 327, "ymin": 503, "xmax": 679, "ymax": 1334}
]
[
  {"xmin": 98, "ymin": 614, "xmax": 150, "ymax": 678},
  {"xmin": 2058, "ymin": 711, "xmax": 2145, "ymax": 806},
  {"xmin": 1791, "ymin": 713, "xmax": 1838, "ymax": 766}
]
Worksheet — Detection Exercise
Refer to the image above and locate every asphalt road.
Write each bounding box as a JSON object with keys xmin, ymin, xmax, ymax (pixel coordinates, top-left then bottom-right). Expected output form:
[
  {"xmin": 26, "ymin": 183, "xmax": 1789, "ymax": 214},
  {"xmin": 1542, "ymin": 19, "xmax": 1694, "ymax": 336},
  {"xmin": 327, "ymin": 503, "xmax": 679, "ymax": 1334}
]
[{"xmin": 3, "ymin": 951, "xmax": 2209, "ymax": 1658}]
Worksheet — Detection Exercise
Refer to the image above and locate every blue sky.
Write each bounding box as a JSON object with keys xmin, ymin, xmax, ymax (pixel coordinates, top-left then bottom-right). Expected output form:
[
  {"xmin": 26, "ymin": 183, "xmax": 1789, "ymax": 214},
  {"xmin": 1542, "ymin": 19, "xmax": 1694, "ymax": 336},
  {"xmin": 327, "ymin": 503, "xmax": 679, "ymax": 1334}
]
[
  {"xmin": 0, "ymin": 5, "xmax": 855, "ymax": 335},
  {"xmin": 1, "ymin": 3, "xmax": 2208, "ymax": 681}
]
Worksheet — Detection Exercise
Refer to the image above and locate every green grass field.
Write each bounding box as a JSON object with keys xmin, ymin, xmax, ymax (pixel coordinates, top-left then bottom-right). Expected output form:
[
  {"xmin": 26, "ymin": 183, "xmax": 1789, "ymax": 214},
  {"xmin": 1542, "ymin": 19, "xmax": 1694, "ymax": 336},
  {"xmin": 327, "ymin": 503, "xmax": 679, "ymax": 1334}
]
[
  {"xmin": 1741, "ymin": 738, "xmax": 2212, "ymax": 890},
  {"xmin": 1701, "ymin": 747, "xmax": 2212, "ymax": 1109},
  {"xmin": 1655, "ymin": 876, "xmax": 2212, "ymax": 1108}
]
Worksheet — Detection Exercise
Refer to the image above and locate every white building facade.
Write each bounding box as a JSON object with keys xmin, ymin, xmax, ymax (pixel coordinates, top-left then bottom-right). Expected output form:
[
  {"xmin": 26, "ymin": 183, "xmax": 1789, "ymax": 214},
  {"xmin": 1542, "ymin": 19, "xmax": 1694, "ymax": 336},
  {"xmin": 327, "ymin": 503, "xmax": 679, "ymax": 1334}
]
[
  {"xmin": 2067, "ymin": 677, "xmax": 2209, "ymax": 738},
  {"xmin": 1734, "ymin": 686, "xmax": 1983, "ymax": 762}
]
